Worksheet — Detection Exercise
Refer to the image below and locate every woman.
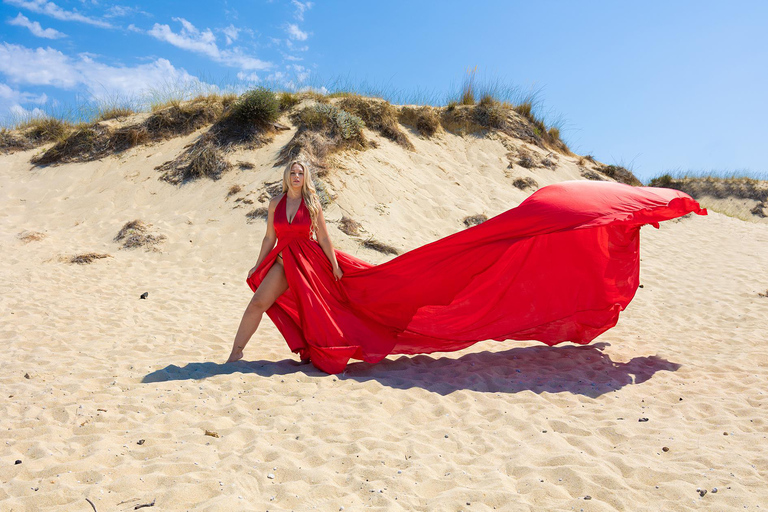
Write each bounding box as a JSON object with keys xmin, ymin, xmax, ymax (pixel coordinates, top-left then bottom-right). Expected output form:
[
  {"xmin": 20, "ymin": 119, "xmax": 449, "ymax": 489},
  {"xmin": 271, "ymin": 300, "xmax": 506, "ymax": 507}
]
[
  {"xmin": 227, "ymin": 160, "xmax": 342, "ymax": 364},
  {"xmin": 229, "ymin": 162, "xmax": 706, "ymax": 374}
]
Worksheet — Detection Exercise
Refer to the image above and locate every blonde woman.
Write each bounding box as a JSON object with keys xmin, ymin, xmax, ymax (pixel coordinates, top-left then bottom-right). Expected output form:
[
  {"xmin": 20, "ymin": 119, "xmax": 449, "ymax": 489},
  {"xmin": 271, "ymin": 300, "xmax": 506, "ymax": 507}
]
[
  {"xmin": 227, "ymin": 163, "xmax": 705, "ymax": 375},
  {"xmin": 227, "ymin": 160, "xmax": 343, "ymax": 364}
]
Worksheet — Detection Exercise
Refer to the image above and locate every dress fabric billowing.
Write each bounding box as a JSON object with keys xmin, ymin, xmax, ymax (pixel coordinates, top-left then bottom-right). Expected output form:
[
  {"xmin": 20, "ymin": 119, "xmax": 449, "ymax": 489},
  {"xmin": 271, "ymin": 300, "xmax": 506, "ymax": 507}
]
[{"xmin": 246, "ymin": 181, "xmax": 706, "ymax": 374}]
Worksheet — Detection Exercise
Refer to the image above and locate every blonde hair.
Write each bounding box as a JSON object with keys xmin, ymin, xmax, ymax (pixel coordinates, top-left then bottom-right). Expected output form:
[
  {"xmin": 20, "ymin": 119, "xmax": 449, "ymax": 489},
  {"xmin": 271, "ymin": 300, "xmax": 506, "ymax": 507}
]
[{"xmin": 282, "ymin": 160, "xmax": 322, "ymax": 237}]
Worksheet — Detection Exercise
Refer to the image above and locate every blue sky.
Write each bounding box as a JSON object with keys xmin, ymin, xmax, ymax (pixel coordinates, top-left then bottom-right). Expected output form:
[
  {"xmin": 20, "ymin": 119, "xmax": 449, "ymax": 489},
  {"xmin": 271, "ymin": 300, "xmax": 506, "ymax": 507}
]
[{"xmin": 1, "ymin": 0, "xmax": 766, "ymax": 181}]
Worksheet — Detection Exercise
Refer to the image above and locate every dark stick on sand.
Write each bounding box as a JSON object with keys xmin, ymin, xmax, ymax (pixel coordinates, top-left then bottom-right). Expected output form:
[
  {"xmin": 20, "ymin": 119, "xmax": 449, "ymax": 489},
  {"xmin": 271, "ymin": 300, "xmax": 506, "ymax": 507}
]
[{"xmin": 134, "ymin": 499, "xmax": 156, "ymax": 510}]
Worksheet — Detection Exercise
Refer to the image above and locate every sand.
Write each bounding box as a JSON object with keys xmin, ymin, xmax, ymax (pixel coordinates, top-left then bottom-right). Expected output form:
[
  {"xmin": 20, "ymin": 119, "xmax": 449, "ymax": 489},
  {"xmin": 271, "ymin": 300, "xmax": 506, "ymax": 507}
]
[{"xmin": 1, "ymin": 121, "xmax": 767, "ymax": 511}]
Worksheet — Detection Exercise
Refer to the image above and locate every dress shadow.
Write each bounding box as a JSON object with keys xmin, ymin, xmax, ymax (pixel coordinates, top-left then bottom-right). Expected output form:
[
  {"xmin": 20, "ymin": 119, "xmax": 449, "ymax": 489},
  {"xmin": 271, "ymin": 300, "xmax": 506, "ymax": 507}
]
[{"xmin": 142, "ymin": 342, "xmax": 680, "ymax": 398}]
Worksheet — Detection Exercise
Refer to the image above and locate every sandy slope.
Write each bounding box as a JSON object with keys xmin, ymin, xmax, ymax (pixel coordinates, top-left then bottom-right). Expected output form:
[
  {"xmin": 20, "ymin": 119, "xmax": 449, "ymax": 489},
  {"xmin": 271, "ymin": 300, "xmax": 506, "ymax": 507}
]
[{"xmin": 1, "ymin": 124, "xmax": 767, "ymax": 511}]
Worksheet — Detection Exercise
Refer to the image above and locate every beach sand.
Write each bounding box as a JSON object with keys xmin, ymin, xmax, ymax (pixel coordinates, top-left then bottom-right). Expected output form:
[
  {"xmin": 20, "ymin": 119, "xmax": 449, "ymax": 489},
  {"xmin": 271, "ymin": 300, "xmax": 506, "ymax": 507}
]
[{"xmin": 1, "ymin": 126, "xmax": 767, "ymax": 511}]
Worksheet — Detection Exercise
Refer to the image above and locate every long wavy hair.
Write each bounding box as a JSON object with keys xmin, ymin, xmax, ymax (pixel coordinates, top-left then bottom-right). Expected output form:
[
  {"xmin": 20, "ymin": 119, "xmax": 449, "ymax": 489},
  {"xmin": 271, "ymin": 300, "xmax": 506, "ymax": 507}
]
[{"xmin": 282, "ymin": 160, "xmax": 322, "ymax": 237}]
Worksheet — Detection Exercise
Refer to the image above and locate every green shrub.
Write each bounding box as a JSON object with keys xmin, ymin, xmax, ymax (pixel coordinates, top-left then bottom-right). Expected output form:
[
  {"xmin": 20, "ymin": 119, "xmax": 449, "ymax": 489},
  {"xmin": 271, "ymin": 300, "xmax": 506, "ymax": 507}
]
[
  {"xmin": 230, "ymin": 87, "xmax": 280, "ymax": 125},
  {"xmin": 398, "ymin": 106, "xmax": 440, "ymax": 137},
  {"xmin": 337, "ymin": 96, "xmax": 412, "ymax": 149},
  {"xmin": 279, "ymin": 92, "xmax": 301, "ymax": 111}
]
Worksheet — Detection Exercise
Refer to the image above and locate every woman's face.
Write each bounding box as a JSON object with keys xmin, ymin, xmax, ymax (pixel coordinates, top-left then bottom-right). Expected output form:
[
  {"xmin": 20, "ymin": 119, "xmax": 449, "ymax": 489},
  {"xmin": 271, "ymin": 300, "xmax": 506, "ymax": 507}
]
[{"xmin": 289, "ymin": 163, "xmax": 305, "ymax": 190}]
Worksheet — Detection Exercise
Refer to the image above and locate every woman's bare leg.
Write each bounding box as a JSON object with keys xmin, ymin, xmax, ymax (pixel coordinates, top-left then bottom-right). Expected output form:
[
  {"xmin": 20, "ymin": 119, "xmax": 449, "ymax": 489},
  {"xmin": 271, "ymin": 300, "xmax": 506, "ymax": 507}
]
[{"xmin": 226, "ymin": 262, "xmax": 288, "ymax": 363}]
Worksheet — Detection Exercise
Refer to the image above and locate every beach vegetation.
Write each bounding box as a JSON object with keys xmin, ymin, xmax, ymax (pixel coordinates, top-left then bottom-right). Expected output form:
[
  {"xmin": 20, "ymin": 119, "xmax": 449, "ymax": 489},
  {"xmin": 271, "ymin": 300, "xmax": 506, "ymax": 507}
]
[
  {"xmin": 246, "ymin": 207, "xmax": 269, "ymax": 222},
  {"xmin": 339, "ymin": 216, "xmax": 362, "ymax": 236},
  {"xmin": 513, "ymin": 177, "xmax": 539, "ymax": 190},
  {"xmin": 277, "ymin": 103, "xmax": 367, "ymax": 174},
  {"xmin": 599, "ymin": 164, "xmax": 642, "ymax": 186},
  {"xmin": 229, "ymin": 87, "xmax": 280, "ymax": 126},
  {"xmin": 398, "ymin": 106, "xmax": 440, "ymax": 137},
  {"xmin": 69, "ymin": 252, "xmax": 111, "ymax": 264},
  {"xmin": 463, "ymin": 214, "xmax": 487, "ymax": 227},
  {"xmin": 362, "ymin": 237, "xmax": 399, "ymax": 255},
  {"xmin": 114, "ymin": 220, "xmax": 166, "ymax": 250},
  {"xmin": 337, "ymin": 96, "xmax": 413, "ymax": 149}
]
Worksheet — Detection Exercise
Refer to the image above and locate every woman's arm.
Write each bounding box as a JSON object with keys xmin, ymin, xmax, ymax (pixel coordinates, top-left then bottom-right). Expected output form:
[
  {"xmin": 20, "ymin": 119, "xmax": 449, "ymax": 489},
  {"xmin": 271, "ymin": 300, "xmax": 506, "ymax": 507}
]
[
  {"xmin": 248, "ymin": 196, "xmax": 280, "ymax": 276},
  {"xmin": 315, "ymin": 207, "xmax": 343, "ymax": 280}
]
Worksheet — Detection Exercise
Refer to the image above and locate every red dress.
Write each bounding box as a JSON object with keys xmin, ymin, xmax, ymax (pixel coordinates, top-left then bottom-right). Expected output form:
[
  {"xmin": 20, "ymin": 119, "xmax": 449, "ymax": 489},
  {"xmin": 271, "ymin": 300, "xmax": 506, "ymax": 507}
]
[{"xmin": 247, "ymin": 181, "xmax": 706, "ymax": 374}]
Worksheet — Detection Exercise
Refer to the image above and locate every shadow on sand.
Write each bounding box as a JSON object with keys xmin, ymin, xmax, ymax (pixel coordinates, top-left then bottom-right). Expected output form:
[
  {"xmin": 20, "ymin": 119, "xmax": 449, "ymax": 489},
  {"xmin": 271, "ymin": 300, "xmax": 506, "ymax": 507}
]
[{"xmin": 142, "ymin": 342, "xmax": 680, "ymax": 398}]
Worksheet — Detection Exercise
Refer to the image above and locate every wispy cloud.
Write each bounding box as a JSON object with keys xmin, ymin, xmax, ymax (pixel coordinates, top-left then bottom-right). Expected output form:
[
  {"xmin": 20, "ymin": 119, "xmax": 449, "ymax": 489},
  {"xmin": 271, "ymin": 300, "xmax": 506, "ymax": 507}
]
[
  {"xmin": 0, "ymin": 82, "xmax": 47, "ymax": 120},
  {"xmin": 222, "ymin": 24, "xmax": 239, "ymax": 45},
  {"xmin": 4, "ymin": 0, "xmax": 113, "ymax": 28},
  {"xmin": 0, "ymin": 42, "xmax": 206, "ymax": 102},
  {"xmin": 148, "ymin": 18, "xmax": 271, "ymax": 71},
  {"xmin": 7, "ymin": 12, "xmax": 66, "ymax": 39},
  {"xmin": 291, "ymin": 0, "xmax": 313, "ymax": 21},
  {"xmin": 286, "ymin": 23, "xmax": 308, "ymax": 41}
]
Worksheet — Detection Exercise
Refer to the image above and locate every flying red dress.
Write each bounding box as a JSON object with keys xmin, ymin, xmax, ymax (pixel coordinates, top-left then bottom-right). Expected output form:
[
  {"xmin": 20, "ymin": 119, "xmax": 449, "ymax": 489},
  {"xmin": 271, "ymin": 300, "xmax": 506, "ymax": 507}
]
[{"xmin": 246, "ymin": 180, "xmax": 706, "ymax": 374}]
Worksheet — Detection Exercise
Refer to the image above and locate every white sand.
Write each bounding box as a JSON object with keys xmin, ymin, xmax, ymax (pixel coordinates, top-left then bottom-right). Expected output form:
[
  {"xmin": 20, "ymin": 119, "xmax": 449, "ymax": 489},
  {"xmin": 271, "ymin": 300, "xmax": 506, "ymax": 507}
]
[{"xmin": 1, "ymin": 121, "xmax": 767, "ymax": 511}]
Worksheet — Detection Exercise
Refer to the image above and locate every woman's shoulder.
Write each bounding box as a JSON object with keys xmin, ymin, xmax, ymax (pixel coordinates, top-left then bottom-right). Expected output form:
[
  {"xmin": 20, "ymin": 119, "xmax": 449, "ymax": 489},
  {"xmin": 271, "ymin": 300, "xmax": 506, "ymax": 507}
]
[{"xmin": 268, "ymin": 193, "xmax": 285, "ymax": 210}]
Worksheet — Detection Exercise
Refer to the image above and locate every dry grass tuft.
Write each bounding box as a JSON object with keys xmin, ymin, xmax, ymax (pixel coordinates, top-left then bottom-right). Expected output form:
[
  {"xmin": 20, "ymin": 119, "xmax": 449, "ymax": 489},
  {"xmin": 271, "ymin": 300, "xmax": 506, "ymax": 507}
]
[
  {"xmin": 599, "ymin": 165, "xmax": 642, "ymax": 186},
  {"xmin": 69, "ymin": 252, "xmax": 111, "ymax": 264},
  {"xmin": 512, "ymin": 177, "xmax": 538, "ymax": 190},
  {"xmin": 338, "ymin": 216, "xmax": 362, "ymax": 236},
  {"xmin": 245, "ymin": 207, "xmax": 269, "ymax": 223},
  {"xmin": 459, "ymin": 66, "xmax": 478, "ymax": 105},
  {"xmin": 649, "ymin": 174, "xmax": 768, "ymax": 203},
  {"xmin": 440, "ymin": 104, "xmax": 485, "ymax": 135},
  {"xmin": 32, "ymin": 95, "xmax": 229, "ymax": 166},
  {"xmin": 114, "ymin": 220, "xmax": 166, "ymax": 250},
  {"xmin": 227, "ymin": 185, "xmax": 243, "ymax": 198},
  {"xmin": 277, "ymin": 103, "xmax": 367, "ymax": 175},
  {"xmin": 2, "ymin": 117, "xmax": 74, "ymax": 154},
  {"xmin": 581, "ymin": 169, "xmax": 606, "ymax": 181},
  {"xmin": 237, "ymin": 161, "xmax": 255, "ymax": 170},
  {"xmin": 362, "ymin": 238, "xmax": 399, "ymax": 255},
  {"xmin": 17, "ymin": 230, "xmax": 46, "ymax": 243},
  {"xmin": 514, "ymin": 148, "xmax": 536, "ymax": 169},
  {"xmin": 31, "ymin": 125, "xmax": 104, "ymax": 165},
  {"xmin": 398, "ymin": 106, "xmax": 440, "ymax": 137},
  {"xmin": 279, "ymin": 92, "xmax": 301, "ymax": 111},
  {"xmin": 144, "ymin": 95, "xmax": 225, "ymax": 139},
  {"xmin": 97, "ymin": 107, "xmax": 135, "ymax": 121},
  {"xmin": 156, "ymin": 133, "xmax": 231, "ymax": 184},
  {"xmin": 512, "ymin": 101, "xmax": 570, "ymax": 155},
  {"xmin": 337, "ymin": 96, "xmax": 413, "ymax": 150},
  {"xmin": 463, "ymin": 214, "xmax": 487, "ymax": 227},
  {"xmin": 474, "ymin": 95, "xmax": 508, "ymax": 129}
]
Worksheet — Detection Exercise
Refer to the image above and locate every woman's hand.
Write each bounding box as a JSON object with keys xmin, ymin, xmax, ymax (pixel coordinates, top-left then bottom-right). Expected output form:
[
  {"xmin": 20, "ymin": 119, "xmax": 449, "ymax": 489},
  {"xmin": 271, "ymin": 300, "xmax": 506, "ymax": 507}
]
[
  {"xmin": 247, "ymin": 266, "xmax": 258, "ymax": 279},
  {"xmin": 333, "ymin": 266, "xmax": 344, "ymax": 281}
]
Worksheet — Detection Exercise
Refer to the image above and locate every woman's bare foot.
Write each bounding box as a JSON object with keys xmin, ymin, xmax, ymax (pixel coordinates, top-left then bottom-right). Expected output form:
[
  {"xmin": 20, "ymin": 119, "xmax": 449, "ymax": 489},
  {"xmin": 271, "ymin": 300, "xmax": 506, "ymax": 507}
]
[{"xmin": 226, "ymin": 347, "xmax": 244, "ymax": 363}]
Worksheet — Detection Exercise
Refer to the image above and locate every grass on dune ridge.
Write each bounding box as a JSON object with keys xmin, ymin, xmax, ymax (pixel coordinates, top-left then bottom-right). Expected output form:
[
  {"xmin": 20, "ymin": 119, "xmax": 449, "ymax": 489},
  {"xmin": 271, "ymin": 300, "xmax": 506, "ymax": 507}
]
[{"xmin": 2, "ymin": 70, "xmax": 569, "ymax": 151}]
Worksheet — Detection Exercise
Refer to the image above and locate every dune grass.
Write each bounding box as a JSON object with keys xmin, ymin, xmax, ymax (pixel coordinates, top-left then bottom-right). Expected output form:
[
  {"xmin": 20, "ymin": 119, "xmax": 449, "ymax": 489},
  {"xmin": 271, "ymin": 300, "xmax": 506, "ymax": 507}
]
[
  {"xmin": 648, "ymin": 170, "xmax": 768, "ymax": 201},
  {"xmin": 5, "ymin": 69, "xmax": 575, "ymax": 170}
]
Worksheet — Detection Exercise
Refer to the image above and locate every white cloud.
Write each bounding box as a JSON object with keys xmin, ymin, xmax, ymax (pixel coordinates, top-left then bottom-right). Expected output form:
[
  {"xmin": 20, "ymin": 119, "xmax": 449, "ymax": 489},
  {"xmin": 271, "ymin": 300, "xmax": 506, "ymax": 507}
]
[
  {"xmin": 291, "ymin": 0, "xmax": 313, "ymax": 21},
  {"xmin": 148, "ymin": 18, "xmax": 271, "ymax": 71},
  {"xmin": 0, "ymin": 43, "xmax": 208, "ymax": 105},
  {"xmin": 8, "ymin": 12, "xmax": 67, "ymax": 38},
  {"xmin": 0, "ymin": 43, "xmax": 81, "ymax": 87},
  {"xmin": 295, "ymin": 65, "xmax": 309, "ymax": 83},
  {"xmin": 223, "ymin": 24, "xmax": 239, "ymax": 45},
  {"xmin": 4, "ymin": 0, "xmax": 112, "ymax": 28},
  {"xmin": 149, "ymin": 18, "xmax": 218, "ymax": 58},
  {"xmin": 286, "ymin": 23, "xmax": 308, "ymax": 41},
  {"xmin": 104, "ymin": 5, "xmax": 148, "ymax": 18},
  {"xmin": 0, "ymin": 82, "xmax": 47, "ymax": 123},
  {"xmin": 237, "ymin": 71, "xmax": 259, "ymax": 83}
]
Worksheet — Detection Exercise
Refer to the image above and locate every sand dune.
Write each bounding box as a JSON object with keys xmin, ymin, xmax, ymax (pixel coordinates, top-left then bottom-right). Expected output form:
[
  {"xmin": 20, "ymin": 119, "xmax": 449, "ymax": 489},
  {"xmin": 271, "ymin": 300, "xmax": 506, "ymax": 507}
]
[{"xmin": 2, "ymin": 111, "xmax": 767, "ymax": 511}]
